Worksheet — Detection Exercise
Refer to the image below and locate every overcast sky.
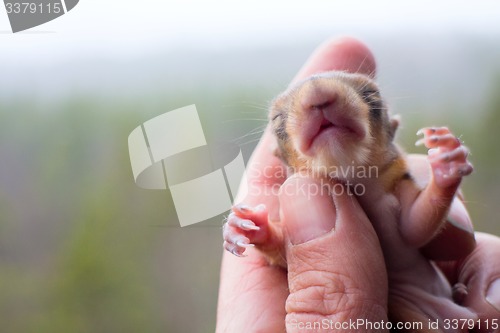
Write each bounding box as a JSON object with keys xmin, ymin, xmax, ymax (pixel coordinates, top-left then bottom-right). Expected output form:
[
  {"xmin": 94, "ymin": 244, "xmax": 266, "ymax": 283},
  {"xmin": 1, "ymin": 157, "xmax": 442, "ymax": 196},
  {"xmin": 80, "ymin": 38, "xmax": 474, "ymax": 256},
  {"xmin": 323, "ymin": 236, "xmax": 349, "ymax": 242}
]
[{"xmin": 1, "ymin": 0, "xmax": 499, "ymax": 65}]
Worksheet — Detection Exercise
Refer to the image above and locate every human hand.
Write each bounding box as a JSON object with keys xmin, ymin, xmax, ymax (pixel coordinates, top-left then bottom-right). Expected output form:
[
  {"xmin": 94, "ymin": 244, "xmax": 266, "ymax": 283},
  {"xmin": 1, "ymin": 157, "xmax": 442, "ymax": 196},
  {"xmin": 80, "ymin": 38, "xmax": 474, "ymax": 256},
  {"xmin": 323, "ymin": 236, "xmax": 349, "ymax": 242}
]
[
  {"xmin": 216, "ymin": 37, "xmax": 500, "ymax": 332},
  {"xmin": 217, "ymin": 37, "xmax": 390, "ymax": 332}
]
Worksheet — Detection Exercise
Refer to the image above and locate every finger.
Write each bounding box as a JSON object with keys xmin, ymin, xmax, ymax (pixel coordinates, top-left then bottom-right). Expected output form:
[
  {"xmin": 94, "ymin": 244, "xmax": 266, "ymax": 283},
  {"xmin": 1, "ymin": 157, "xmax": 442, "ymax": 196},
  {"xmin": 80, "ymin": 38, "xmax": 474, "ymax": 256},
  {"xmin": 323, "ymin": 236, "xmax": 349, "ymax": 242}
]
[
  {"xmin": 223, "ymin": 240, "xmax": 252, "ymax": 257},
  {"xmin": 293, "ymin": 36, "xmax": 377, "ymax": 82},
  {"xmin": 235, "ymin": 130, "xmax": 286, "ymax": 221},
  {"xmin": 438, "ymin": 233, "xmax": 500, "ymax": 331},
  {"xmin": 216, "ymin": 248, "xmax": 288, "ymax": 332},
  {"xmin": 415, "ymin": 133, "xmax": 461, "ymax": 150},
  {"xmin": 227, "ymin": 214, "xmax": 260, "ymax": 231},
  {"xmin": 428, "ymin": 146, "xmax": 470, "ymax": 164},
  {"xmin": 280, "ymin": 176, "xmax": 388, "ymax": 331},
  {"xmin": 415, "ymin": 126, "xmax": 451, "ymax": 138}
]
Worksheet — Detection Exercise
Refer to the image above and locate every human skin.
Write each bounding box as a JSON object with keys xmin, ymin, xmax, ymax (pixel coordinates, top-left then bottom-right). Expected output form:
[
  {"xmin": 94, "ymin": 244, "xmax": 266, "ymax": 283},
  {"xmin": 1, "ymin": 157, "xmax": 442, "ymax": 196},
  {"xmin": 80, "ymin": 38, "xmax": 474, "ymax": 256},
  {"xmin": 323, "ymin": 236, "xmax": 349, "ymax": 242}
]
[{"xmin": 216, "ymin": 37, "xmax": 500, "ymax": 332}]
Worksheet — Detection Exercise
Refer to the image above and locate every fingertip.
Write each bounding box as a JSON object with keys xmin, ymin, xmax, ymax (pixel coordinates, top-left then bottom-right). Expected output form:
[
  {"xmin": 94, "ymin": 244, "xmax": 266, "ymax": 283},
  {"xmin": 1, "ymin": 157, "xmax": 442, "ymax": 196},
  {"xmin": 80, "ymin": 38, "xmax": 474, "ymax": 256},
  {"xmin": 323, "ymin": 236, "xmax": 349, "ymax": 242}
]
[
  {"xmin": 279, "ymin": 175, "xmax": 336, "ymax": 245},
  {"xmin": 329, "ymin": 181, "xmax": 364, "ymax": 222},
  {"xmin": 451, "ymin": 233, "xmax": 500, "ymax": 323},
  {"xmin": 293, "ymin": 36, "xmax": 377, "ymax": 82}
]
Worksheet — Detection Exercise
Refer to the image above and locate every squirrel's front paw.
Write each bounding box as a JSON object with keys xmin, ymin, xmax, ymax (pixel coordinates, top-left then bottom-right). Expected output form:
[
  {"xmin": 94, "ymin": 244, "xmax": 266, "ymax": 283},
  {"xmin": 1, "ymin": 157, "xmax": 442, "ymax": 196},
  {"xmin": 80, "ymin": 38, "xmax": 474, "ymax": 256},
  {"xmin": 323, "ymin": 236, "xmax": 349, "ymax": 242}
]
[
  {"xmin": 222, "ymin": 204, "xmax": 269, "ymax": 257},
  {"xmin": 416, "ymin": 127, "xmax": 473, "ymax": 188}
]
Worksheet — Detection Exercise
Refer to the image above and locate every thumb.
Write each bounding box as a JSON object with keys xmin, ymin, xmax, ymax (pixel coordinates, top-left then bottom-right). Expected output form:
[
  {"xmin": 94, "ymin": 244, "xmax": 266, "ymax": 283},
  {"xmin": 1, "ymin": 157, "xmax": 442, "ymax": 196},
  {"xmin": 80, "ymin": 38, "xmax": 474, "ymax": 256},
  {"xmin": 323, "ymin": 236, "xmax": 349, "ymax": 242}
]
[{"xmin": 279, "ymin": 175, "xmax": 388, "ymax": 332}]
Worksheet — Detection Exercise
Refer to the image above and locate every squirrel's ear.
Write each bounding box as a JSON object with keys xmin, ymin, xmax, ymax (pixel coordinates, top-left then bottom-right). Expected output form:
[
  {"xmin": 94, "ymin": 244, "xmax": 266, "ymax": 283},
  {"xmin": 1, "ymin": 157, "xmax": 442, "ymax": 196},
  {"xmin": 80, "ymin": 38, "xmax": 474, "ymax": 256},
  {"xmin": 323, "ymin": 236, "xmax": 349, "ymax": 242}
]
[
  {"xmin": 271, "ymin": 138, "xmax": 284, "ymax": 161},
  {"xmin": 270, "ymin": 136, "xmax": 289, "ymax": 165},
  {"xmin": 273, "ymin": 147, "xmax": 282, "ymax": 160},
  {"xmin": 389, "ymin": 115, "xmax": 401, "ymax": 139}
]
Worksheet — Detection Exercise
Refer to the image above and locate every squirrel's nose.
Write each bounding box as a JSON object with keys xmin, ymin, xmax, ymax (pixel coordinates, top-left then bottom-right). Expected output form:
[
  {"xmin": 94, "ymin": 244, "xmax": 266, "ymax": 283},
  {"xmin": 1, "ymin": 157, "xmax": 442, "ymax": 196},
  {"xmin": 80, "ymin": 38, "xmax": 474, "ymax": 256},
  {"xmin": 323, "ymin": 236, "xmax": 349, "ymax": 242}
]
[{"xmin": 300, "ymin": 82, "xmax": 339, "ymax": 113}]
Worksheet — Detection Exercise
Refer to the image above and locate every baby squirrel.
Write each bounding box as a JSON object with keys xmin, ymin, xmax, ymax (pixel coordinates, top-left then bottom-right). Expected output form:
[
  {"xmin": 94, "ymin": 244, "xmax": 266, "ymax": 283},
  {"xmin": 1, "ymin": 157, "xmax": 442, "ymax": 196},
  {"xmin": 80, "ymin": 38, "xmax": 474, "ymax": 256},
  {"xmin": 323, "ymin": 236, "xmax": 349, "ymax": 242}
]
[{"xmin": 223, "ymin": 71, "xmax": 476, "ymax": 330}]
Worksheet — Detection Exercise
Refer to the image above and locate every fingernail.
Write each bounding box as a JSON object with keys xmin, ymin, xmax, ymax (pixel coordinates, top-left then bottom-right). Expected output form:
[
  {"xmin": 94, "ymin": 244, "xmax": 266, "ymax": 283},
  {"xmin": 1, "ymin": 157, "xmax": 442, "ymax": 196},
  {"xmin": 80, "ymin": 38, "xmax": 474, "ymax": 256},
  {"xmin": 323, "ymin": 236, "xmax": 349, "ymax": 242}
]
[
  {"xmin": 234, "ymin": 204, "xmax": 252, "ymax": 212},
  {"xmin": 486, "ymin": 278, "xmax": 500, "ymax": 311},
  {"xmin": 241, "ymin": 221, "xmax": 260, "ymax": 231},
  {"xmin": 235, "ymin": 240, "xmax": 254, "ymax": 248},
  {"xmin": 254, "ymin": 204, "xmax": 266, "ymax": 212},
  {"xmin": 279, "ymin": 175, "xmax": 336, "ymax": 245},
  {"xmin": 415, "ymin": 138, "xmax": 425, "ymax": 146}
]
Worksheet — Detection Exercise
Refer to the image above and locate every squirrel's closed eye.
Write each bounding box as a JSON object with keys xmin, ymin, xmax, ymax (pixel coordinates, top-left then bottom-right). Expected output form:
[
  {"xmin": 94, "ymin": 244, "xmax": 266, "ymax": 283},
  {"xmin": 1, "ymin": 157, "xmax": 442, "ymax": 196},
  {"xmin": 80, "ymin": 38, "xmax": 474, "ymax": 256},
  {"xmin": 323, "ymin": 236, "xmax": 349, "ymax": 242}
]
[
  {"xmin": 361, "ymin": 90, "xmax": 379, "ymax": 102},
  {"xmin": 272, "ymin": 113, "xmax": 283, "ymax": 121}
]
